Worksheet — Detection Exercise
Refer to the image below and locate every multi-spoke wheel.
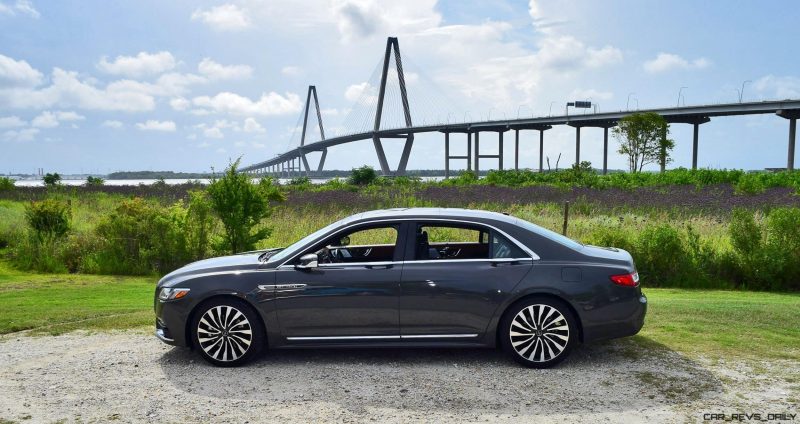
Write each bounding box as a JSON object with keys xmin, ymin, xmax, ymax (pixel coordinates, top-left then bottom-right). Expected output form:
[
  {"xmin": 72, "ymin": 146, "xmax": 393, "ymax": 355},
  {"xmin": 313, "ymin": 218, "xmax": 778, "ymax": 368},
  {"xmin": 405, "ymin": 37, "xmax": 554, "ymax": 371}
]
[
  {"xmin": 190, "ymin": 298, "xmax": 264, "ymax": 367},
  {"xmin": 500, "ymin": 298, "xmax": 577, "ymax": 368}
]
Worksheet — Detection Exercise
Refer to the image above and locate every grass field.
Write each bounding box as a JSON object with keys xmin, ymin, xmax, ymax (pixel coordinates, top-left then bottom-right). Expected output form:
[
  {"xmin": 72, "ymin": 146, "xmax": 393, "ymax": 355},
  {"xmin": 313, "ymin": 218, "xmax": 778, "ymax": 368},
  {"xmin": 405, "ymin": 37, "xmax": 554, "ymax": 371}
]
[{"xmin": 1, "ymin": 261, "xmax": 797, "ymax": 362}]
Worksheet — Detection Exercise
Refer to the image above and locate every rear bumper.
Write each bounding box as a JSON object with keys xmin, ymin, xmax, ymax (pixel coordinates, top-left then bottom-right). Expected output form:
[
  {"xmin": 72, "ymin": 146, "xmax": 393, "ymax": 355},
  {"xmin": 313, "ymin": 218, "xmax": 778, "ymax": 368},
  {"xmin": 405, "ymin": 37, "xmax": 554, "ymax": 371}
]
[{"xmin": 582, "ymin": 292, "xmax": 647, "ymax": 343}]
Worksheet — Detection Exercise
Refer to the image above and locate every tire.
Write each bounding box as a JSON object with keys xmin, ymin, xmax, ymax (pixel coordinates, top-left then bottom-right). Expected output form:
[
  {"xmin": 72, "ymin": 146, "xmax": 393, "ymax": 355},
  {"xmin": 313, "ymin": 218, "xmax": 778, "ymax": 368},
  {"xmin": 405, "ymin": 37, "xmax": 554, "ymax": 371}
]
[
  {"xmin": 500, "ymin": 297, "xmax": 578, "ymax": 368},
  {"xmin": 190, "ymin": 297, "xmax": 265, "ymax": 367}
]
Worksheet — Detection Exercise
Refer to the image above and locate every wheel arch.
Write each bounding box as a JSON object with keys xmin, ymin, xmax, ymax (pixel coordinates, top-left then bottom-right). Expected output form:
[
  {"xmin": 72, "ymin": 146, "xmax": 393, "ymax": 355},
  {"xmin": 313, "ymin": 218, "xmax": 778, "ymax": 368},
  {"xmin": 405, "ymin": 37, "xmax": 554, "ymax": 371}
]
[
  {"xmin": 495, "ymin": 292, "xmax": 584, "ymax": 347},
  {"xmin": 184, "ymin": 293, "xmax": 267, "ymax": 349}
]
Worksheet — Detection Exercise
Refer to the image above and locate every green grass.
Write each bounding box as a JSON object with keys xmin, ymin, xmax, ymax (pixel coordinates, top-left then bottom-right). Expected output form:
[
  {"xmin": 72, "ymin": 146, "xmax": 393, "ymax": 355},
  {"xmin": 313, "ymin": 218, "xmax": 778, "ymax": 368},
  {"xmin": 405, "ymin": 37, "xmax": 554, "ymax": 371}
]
[
  {"xmin": 0, "ymin": 261, "xmax": 155, "ymax": 335},
  {"xmin": 639, "ymin": 288, "xmax": 800, "ymax": 360},
  {"xmin": 1, "ymin": 260, "xmax": 798, "ymax": 361}
]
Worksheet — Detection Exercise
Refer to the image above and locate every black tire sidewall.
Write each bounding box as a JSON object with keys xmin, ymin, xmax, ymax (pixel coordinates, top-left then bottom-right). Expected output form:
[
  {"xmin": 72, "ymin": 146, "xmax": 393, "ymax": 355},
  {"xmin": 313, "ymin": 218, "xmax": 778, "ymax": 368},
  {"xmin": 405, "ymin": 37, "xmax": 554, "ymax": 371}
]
[
  {"xmin": 190, "ymin": 297, "xmax": 265, "ymax": 367},
  {"xmin": 500, "ymin": 297, "xmax": 578, "ymax": 368}
]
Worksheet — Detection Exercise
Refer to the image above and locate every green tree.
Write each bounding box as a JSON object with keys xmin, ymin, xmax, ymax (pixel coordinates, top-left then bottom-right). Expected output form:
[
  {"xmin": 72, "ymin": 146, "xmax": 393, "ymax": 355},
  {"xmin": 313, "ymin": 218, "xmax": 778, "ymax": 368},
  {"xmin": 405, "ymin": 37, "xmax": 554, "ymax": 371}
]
[
  {"xmin": 206, "ymin": 159, "xmax": 285, "ymax": 254},
  {"xmin": 24, "ymin": 199, "xmax": 71, "ymax": 241},
  {"xmin": 85, "ymin": 176, "xmax": 105, "ymax": 187},
  {"xmin": 612, "ymin": 113, "xmax": 674, "ymax": 173},
  {"xmin": 0, "ymin": 176, "xmax": 14, "ymax": 191},
  {"xmin": 42, "ymin": 172, "xmax": 62, "ymax": 186},
  {"xmin": 348, "ymin": 165, "xmax": 378, "ymax": 185}
]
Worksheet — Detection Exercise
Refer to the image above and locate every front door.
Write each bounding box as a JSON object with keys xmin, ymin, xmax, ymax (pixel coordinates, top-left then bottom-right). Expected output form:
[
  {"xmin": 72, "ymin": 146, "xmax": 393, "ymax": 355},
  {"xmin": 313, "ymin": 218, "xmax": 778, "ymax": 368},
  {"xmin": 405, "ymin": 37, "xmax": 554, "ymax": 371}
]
[
  {"xmin": 275, "ymin": 223, "xmax": 406, "ymax": 339},
  {"xmin": 399, "ymin": 222, "xmax": 533, "ymax": 338}
]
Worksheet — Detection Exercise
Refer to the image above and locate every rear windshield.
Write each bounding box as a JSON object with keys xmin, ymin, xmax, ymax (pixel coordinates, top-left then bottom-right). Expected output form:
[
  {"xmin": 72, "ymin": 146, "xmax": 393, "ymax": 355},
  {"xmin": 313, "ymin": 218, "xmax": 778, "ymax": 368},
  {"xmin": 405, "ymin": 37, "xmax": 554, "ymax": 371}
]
[{"xmin": 514, "ymin": 217, "xmax": 584, "ymax": 251}]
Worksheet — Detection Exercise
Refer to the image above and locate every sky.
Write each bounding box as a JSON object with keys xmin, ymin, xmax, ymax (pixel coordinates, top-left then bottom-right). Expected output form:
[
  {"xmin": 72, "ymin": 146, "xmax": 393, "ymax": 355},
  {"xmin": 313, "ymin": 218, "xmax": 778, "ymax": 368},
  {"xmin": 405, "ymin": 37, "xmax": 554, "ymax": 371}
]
[{"xmin": 1, "ymin": 0, "xmax": 799, "ymax": 175}]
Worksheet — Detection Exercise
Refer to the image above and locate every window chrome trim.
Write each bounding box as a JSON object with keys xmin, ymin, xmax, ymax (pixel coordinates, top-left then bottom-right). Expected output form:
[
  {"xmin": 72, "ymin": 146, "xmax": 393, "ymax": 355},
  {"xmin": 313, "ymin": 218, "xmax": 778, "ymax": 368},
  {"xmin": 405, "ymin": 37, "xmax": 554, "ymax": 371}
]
[
  {"xmin": 275, "ymin": 217, "xmax": 540, "ymax": 267},
  {"xmin": 286, "ymin": 334, "xmax": 479, "ymax": 341}
]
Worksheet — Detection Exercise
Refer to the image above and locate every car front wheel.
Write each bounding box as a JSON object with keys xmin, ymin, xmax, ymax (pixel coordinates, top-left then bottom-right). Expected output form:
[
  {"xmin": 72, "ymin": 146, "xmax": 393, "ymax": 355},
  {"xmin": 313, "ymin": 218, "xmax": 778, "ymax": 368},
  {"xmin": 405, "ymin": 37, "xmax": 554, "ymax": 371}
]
[
  {"xmin": 500, "ymin": 297, "xmax": 577, "ymax": 368},
  {"xmin": 190, "ymin": 298, "xmax": 264, "ymax": 367}
]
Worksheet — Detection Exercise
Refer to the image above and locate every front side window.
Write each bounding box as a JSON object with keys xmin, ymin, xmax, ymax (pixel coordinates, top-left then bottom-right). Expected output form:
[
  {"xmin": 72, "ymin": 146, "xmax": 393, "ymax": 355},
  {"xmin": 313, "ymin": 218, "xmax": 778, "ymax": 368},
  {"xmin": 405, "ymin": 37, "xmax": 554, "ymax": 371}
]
[{"xmin": 300, "ymin": 224, "xmax": 399, "ymax": 265}]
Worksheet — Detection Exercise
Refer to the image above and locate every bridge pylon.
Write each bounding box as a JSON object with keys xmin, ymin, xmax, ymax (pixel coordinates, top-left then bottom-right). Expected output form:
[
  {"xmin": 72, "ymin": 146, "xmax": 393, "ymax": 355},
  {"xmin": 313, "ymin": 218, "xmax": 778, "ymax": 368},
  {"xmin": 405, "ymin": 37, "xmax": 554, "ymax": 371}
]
[
  {"xmin": 299, "ymin": 85, "xmax": 327, "ymax": 175},
  {"xmin": 372, "ymin": 37, "xmax": 414, "ymax": 176}
]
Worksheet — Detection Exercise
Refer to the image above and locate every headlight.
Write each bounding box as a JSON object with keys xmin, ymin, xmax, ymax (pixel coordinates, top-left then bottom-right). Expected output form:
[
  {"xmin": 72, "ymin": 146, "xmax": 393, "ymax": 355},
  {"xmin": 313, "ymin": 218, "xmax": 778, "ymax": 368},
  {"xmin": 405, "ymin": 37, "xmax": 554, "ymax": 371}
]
[{"xmin": 158, "ymin": 287, "xmax": 190, "ymax": 301}]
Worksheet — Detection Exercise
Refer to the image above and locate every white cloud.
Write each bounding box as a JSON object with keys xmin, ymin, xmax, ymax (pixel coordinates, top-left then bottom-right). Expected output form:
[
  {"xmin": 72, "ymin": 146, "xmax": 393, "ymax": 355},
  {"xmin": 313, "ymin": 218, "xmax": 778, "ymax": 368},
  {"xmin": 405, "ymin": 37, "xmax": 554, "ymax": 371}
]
[
  {"xmin": 753, "ymin": 75, "xmax": 800, "ymax": 99},
  {"xmin": 0, "ymin": 54, "xmax": 43, "ymax": 87},
  {"xmin": 0, "ymin": 67, "xmax": 156, "ymax": 111},
  {"xmin": 31, "ymin": 110, "xmax": 86, "ymax": 128},
  {"xmin": 570, "ymin": 88, "xmax": 613, "ymax": 101},
  {"xmin": 136, "ymin": 120, "xmax": 176, "ymax": 131},
  {"xmin": 344, "ymin": 82, "xmax": 377, "ymax": 104},
  {"xmin": 0, "ymin": 0, "xmax": 39, "ymax": 18},
  {"xmin": 102, "ymin": 120, "xmax": 124, "ymax": 129},
  {"xmin": 170, "ymin": 97, "xmax": 191, "ymax": 111},
  {"xmin": 242, "ymin": 117, "xmax": 265, "ymax": 133},
  {"xmin": 97, "ymin": 51, "xmax": 176, "ymax": 77},
  {"xmin": 2, "ymin": 128, "xmax": 38, "ymax": 142},
  {"xmin": 0, "ymin": 115, "xmax": 25, "ymax": 128},
  {"xmin": 192, "ymin": 91, "xmax": 302, "ymax": 116},
  {"xmin": 203, "ymin": 127, "xmax": 224, "ymax": 139},
  {"xmin": 281, "ymin": 66, "xmax": 302, "ymax": 76},
  {"xmin": 643, "ymin": 53, "xmax": 711, "ymax": 73},
  {"xmin": 198, "ymin": 58, "xmax": 253, "ymax": 80},
  {"xmin": 191, "ymin": 4, "xmax": 251, "ymax": 31}
]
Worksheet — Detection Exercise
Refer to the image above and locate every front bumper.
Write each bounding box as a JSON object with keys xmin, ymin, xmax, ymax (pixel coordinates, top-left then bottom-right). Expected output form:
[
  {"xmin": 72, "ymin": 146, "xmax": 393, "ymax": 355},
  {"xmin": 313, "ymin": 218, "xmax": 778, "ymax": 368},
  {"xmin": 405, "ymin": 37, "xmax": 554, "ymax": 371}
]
[{"xmin": 154, "ymin": 294, "xmax": 191, "ymax": 347}]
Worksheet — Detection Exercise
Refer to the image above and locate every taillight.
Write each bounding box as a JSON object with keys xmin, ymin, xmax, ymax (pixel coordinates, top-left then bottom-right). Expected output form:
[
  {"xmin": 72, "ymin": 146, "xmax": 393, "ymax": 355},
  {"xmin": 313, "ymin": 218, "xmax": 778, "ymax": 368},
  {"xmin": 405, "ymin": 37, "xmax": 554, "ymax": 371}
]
[{"xmin": 610, "ymin": 272, "xmax": 639, "ymax": 287}]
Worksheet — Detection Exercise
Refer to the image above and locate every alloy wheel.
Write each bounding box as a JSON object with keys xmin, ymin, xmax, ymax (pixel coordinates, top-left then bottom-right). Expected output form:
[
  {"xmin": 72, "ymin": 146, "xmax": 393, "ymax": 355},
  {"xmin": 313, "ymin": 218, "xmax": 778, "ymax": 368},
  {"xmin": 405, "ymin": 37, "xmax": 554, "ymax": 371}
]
[
  {"xmin": 197, "ymin": 305, "xmax": 253, "ymax": 362},
  {"xmin": 509, "ymin": 304, "xmax": 570, "ymax": 363}
]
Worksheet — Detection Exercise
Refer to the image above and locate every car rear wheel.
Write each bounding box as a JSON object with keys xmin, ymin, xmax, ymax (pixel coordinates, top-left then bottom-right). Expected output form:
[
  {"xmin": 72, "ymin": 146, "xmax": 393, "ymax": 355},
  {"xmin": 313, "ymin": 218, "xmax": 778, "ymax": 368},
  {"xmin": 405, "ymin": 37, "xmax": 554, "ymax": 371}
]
[
  {"xmin": 500, "ymin": 297, "xmax": 577, "ymax": 368},
  {"xmin": 190, "ymin": 298, "xmax": 264, "ymax": 367}
]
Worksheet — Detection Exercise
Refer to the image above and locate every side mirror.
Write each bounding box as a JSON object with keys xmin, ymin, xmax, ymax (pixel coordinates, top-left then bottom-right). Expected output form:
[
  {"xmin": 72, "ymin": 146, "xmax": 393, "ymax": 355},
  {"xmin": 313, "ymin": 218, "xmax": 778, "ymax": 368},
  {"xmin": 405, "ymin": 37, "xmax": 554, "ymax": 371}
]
[{"xmin": 296, "ymin": 253, "xmax": 318, "ymax": 270}]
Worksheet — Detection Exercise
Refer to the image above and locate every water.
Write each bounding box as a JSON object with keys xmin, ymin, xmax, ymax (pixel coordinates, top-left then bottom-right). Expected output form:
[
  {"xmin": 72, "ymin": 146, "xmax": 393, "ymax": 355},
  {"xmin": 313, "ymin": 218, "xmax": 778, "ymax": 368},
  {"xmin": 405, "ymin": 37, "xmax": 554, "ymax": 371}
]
[{"xmin": 12, "ymin": 176, "xmax": 448, "ymax": 187}]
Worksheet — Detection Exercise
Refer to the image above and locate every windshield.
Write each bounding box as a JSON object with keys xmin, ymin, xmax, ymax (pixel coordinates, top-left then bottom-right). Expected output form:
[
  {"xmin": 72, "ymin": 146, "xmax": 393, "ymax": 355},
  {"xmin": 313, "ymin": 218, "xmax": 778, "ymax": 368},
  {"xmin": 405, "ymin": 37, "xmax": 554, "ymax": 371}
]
[
  {"xmin": 513, "ymin": 217, "xmax": 584, "ymax": 250},
  {"xmin": 266, "ymin": 215, "xmax": 358, "ymax": 264}
]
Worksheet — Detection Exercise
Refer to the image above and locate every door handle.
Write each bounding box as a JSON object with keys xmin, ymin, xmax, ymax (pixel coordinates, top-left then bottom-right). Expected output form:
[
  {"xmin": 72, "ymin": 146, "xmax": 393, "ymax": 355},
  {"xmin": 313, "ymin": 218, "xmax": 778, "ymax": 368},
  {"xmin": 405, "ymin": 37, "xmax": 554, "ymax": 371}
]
[{"xmin": 366, "ymin": 264, "xmax": 393, "ymax": 269}]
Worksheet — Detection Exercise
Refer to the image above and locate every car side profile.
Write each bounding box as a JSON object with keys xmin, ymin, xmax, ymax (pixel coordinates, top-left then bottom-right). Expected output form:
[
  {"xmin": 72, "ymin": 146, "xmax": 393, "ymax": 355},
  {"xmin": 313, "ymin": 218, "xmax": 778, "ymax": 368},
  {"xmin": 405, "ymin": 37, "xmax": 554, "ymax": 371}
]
[{"xmin": 154, "ymin": 208, "xmax": 646, "ymax": 368}]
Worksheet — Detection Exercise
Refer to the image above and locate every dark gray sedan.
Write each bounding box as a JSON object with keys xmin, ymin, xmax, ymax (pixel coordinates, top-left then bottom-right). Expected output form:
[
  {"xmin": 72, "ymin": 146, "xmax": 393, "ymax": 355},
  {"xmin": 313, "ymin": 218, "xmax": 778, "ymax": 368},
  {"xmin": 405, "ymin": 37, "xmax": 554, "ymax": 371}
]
[{"xmin": 155, "ymin": 208, "xmax": 646, "ymax": 368}]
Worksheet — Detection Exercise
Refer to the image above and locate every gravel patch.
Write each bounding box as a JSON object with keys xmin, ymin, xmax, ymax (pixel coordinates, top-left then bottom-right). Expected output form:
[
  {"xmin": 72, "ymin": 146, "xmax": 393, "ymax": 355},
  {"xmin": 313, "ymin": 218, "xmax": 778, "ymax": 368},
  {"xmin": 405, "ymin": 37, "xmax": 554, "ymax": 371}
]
[{"xmin": 1, "ymin": 331, "xmax": 797, "ymax": 423}]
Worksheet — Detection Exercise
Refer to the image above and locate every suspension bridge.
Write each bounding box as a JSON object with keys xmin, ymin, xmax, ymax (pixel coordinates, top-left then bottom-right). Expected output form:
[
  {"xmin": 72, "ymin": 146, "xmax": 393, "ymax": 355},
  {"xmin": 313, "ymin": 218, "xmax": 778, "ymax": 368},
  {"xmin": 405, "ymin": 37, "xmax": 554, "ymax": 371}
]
[{"xmin": 240, "ymin": 37, "xmax": 800, "ymax": 177}]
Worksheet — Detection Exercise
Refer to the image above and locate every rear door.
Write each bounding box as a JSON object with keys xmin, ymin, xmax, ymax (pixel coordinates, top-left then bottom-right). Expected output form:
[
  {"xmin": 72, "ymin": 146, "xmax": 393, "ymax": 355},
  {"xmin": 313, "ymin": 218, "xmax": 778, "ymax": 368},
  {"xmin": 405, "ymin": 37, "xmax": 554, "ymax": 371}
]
[
  {"xmin": 399, "ymin": 221, "xmax": 533, "ymax": 339},
  {"xmin": 275, "ymin": 222, "xmax": 407, "ymax": 339}
]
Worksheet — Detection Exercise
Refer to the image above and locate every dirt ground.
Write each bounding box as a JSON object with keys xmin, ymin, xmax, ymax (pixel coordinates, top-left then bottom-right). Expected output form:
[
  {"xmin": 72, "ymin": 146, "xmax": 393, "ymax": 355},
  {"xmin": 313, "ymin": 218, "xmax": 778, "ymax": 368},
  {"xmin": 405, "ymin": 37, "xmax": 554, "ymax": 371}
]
[{"xmin": 0, "ymin": 331, "xmax": 797, "ymax": 423}]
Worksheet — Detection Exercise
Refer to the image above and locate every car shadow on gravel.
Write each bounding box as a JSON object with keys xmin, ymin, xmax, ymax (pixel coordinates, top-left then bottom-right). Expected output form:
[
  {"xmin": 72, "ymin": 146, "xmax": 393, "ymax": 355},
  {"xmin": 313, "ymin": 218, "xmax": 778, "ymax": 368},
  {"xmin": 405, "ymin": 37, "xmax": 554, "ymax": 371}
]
[{"xmin": 158, "ymin": 335, "xmax": 722, "ymax": 416}]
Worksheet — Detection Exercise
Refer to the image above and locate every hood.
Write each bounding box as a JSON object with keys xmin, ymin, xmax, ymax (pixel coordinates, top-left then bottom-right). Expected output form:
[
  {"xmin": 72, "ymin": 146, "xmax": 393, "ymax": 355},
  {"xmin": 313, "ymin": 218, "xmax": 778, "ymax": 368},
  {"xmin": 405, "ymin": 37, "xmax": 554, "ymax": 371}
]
[
  {"xmin": 581, "ymin": 245, "xmax": 635, "ymax": 268},
  {"xmin": 158, "ymin": 252, "xmax": 263, "ymax": 287}
]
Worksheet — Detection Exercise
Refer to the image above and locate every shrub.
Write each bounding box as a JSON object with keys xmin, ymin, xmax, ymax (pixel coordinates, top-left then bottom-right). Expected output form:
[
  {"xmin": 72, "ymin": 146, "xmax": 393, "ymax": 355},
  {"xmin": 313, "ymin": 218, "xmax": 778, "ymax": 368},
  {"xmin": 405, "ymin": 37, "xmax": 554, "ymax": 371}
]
[
  {"xmin": 185, "ymin": 190, "xmax": 217, "ymax": 260},
  {"xmin": 43, "ymin": 173, "xmax": 62, "ymax": 186},
  {"xmin": 728, "ymin": 207, "xmax": 800, "ymax": 291},
  {"xmin": 635, "ymin": 224, "xmax": 689, "ymax": 286},
  {"xmin": 0, "ymin": 177, "xmax": 14, "ymax": 191},
  {"xmin": 729, "ymin": 208, "xmax": 761, "ymax": 255},
  {"xmin": 85, "ymin": 176, "xmax": 105, "ymax": 187},
  {"xmin": 207, "ymin": 160, "xmax": 285, "ymax": 254},
  {"xmin": 24, "ymin": 199, "xmax": 71, "ymax": 241},
  {"xmin": 91, "ymin": 197, "xmax": 190, "ymax": 275},
  {"xmin": 734, "ymin": 173, "xmax": 765, "ymax": 195},
  {"xmin": 348, "ymin": 166, "xmax": 378, "ymax": 186}
]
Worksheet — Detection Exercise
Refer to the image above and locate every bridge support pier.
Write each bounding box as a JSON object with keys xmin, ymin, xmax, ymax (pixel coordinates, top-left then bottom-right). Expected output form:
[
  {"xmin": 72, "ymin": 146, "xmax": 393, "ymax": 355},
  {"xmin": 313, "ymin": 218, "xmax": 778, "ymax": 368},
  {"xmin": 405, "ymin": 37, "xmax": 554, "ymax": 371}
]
[
  {"xmin": 514, "ymin": 130, "xmax": 519, "ymax": 170},
  {"xmin": 777, "ymin": 109, "xmax": 800, "ymax": 171},
  {"xmin": 539, "ymin": 130, "xmax": 545, "ymax": 172},
  {"xmin": 603, "ymin": 127, "xmax": 609, "ymax": 175},
  {"xmin": 442, "ymin": 131, "xmax": 473, "ymax": 178},
  {"xmin": 575, "ymin": 126, "xmax": 581, "ymax": 166}
]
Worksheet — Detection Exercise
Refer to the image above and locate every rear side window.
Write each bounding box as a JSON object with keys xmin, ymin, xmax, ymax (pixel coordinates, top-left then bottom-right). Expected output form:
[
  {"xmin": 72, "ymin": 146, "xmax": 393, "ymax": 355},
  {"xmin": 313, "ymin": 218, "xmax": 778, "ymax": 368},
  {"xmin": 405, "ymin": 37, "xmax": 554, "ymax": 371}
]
[
  {"xmin": 414, "ymin": 224, "xmax": 489, "ymax": 260},
  {"xmin": 492, "ymin": 233, "xmax": 526, "ymax": 258}
]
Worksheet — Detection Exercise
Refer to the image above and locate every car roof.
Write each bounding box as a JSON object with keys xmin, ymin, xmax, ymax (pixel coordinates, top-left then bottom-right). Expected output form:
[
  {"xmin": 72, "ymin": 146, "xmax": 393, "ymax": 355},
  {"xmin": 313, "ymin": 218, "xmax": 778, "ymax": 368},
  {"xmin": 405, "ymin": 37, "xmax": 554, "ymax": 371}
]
[{"xmin": 350, "ymin": 207, "xmax": 517, "ymax": 224}]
